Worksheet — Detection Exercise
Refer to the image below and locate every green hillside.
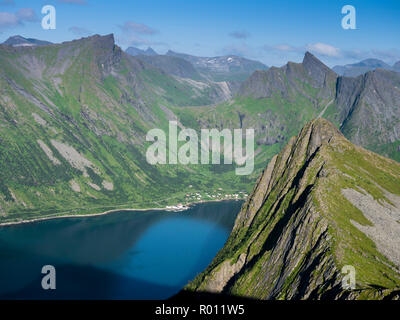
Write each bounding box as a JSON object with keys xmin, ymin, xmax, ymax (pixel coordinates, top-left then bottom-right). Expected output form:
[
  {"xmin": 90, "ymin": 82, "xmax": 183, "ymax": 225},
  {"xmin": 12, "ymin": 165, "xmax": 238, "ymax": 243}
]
[{"xmin": 186, "ymin": 119, "xmax": 400, "ymax": 300}]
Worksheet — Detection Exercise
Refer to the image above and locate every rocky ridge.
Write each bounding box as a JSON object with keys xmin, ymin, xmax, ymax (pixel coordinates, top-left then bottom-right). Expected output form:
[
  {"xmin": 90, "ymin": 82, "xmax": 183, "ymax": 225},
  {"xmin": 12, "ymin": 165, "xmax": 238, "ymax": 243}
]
[{"xmin": 186, "ymin": 119, "xmax": 400, "ymax": 300}]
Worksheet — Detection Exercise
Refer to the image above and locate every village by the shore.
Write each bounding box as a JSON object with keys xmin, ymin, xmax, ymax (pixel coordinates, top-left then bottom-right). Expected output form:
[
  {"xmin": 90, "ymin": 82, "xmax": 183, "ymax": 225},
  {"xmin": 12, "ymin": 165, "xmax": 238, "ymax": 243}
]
[{"xmin": 165, "ymin": 186, "xmax": 248, "ymax": 212}]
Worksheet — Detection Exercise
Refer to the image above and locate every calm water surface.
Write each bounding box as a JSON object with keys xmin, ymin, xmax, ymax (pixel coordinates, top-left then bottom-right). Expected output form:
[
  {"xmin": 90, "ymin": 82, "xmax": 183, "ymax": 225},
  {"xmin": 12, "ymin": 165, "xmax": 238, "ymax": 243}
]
[{"xmin": 0, "ymin": 201, "xmax": 242, "ymax": 299}]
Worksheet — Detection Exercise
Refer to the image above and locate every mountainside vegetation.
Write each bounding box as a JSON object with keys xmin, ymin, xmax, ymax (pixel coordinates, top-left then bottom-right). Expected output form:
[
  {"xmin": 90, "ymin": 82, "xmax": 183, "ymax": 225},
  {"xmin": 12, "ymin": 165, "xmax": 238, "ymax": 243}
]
[
  {"xmin": 0, "ymin": 34, "xmax": 254, "ymax": 223},
  {"xmin": 185, "ymin": 119, "xmax": 400, "ymax": 300},
  {"xmin": 183, "ymin": 52, "xmax": 400, "ymax": 164},
  {"xmin": 0, "ymin": 34, "xmax": 399, "ymax": 226}
]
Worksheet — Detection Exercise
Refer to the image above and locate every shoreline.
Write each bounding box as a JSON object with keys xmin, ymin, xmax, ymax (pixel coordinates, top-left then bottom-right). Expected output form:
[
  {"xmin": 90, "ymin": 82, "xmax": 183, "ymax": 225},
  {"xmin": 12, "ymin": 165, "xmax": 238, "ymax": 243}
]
[{"xmin": 0, "ymin": 198, "xmax": 244, "ymax": 228}]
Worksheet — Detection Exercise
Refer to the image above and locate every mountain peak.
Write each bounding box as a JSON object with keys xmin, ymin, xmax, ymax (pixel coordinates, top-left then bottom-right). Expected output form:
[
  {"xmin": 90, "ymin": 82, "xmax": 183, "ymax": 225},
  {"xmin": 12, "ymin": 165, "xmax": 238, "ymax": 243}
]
[
  {"xmin": 302, "ymin": 51, "xmax": 330, "ymax": 70},
  {"xmin": 352, "ymin": 58, "xmax": 390, "ymax": 69},
  {"xmin": 308, "ymin": 118, "xmax": 342, "ymax": 140},
  {"xmin": 96, "ymin": 33, "xmax": 115, "ymax": 46},
  {"xmin": 301, "ymin": 118, "xmax": 344, "ymax": 157},
  {"xmin": 333, "ymin": 58, "xmax": 394, "ymax": 77},
  {"xmin": 302, "ymin": 51, "xmax": 336, "ymax": 85},
  {"xmin": 303, "ymin": 51, "xmax": 317, "ymax": 62},
  {"xmin": 63, "ymin": 33, "xmax": 114, "ymax": 46},
  {"xmin": 90, "ymin": 33, "xmax": 115, "ymax": 43},
  {"xmin": 126, "ymin": 45, "xmax": 157, "ymax": 56},
  {"xmin": 239, "ymin": 52, "xmax": 336, "ymax": 99},
  {"xmin": 70, "ymin": 34, "xmax": 116, "ymax": 54},
  {"xmin": 3, "ymin": 35, "xmax": 52, "ymax": 47},
  {"xmin": 5, "ymin": 35, "xmax": 25, "ymax": 41},
  {"xmin": 145, "ymin": 47, "xmax": 158, "ymax": 55}
]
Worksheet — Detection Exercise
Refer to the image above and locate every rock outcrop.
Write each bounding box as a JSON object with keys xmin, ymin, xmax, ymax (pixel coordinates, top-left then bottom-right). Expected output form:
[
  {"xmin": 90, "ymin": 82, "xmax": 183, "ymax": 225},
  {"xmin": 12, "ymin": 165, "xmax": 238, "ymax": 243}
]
[{"xmin": 337, "ymin": 69, "xmax": 400, "ymax": 151}]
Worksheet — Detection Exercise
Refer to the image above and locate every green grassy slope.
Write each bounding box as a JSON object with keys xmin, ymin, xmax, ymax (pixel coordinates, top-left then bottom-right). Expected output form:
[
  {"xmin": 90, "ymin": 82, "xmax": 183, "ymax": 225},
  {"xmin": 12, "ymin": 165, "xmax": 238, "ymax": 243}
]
[
  {"xmin": 0, "ymin": 35, "xmax": 251, "ymax": 223},
  {"xmin": 186, "ymin": 119, "xmax": 400, "ymax": 300}
]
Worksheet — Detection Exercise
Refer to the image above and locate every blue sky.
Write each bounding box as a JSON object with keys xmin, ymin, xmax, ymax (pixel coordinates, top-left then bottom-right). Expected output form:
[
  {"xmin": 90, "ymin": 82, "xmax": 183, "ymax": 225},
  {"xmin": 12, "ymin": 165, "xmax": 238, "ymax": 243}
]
[{"xmin": 0, "ymin": 0, "xmax": 399, "ymax": 67}]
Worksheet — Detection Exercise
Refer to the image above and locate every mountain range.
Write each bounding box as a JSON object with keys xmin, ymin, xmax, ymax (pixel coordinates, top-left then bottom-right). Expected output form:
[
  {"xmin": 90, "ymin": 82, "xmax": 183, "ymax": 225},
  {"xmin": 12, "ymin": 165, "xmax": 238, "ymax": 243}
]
[
  {"xmin": 0, "ymin": 34, "xmax": 399, "ymax": 227},
  {"xmin": 125, "ymin": 46, "xmax": 158, "ymax": 57},
  {"xmin": 333, "ymin": 58, "xmax": 400, "ymax": 77},
  {"xmin": 0, "ymin": 34, "xmax": 256, "ymax": 223},
  {"xmin": 125, "ymin": 45, "xmax": 269, "ymax": 82},
  {"xmin": 165, "ymin": 50, "xmax": 269, "ymax": 82}
]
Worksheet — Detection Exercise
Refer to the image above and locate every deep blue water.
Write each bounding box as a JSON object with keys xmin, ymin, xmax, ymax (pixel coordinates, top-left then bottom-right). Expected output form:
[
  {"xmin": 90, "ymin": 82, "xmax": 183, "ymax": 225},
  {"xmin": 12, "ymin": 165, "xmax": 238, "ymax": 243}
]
[{"xmin": 0, "ymin": 201, "xmax": 242, "ymax": 300}]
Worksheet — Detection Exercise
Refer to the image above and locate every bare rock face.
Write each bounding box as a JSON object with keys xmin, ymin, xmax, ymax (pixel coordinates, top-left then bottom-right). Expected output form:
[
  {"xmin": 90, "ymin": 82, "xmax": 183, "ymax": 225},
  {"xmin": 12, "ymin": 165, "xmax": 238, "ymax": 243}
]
[
  {"xmin": 302, "ymin": 52, "xmax": 336, "ymax": 88},
  {"xmin": 342, "ymin": 188, "xmax": 400, "ymax": 267},
  {"xmin": 185, "ymin": 119, "xmax": 400, "ymax": 300},
  {"xmin": 238, "ymin": 52, "xmax": 337, "ymax": 100},
  {"xmin": 202, "ymin": 253, "xmax": 247, "ymax": 293},
  {"xmin": 336, "ymin": 69, "xmax": 400, "ymax": 150}
]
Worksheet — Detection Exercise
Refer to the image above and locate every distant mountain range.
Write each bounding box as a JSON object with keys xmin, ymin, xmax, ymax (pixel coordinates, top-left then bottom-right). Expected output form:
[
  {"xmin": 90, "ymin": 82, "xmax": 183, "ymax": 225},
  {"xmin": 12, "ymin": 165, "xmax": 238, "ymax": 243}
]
[
  {"xmin": 2, "ymin": 35, "xmax": 52, "ymax": 47},
  {"xmin": 125, "ymin": 46, "xmax": 158, "ymax": 56},
  {"xmin": 124, "ymin": 46, "xmax": 268, "ymax": 101},
  {"xmin": 125, "ymin": 46, "xmax": 268, "ymax": 82},
  {"xmin": 166, "ymin": 50, "xmax": 268, "ymax": 82},
  {"xmin": 333, "ymin": 58, "xmax": 400, "ymax": 77}
]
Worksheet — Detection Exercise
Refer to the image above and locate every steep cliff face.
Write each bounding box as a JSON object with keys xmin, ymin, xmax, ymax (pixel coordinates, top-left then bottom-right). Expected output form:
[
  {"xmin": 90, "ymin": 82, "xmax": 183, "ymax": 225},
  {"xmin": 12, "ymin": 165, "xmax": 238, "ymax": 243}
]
[
  {"xmin": 186, "ymin": 119, "xmax": 400, "ymax": 300},
  {"xmin": 338, "ymin": 70, "xmax": 400, "ymax": 158},
  {"xmin": 327, "ymin": 69, "xmax": 400, "ymax": 162}
]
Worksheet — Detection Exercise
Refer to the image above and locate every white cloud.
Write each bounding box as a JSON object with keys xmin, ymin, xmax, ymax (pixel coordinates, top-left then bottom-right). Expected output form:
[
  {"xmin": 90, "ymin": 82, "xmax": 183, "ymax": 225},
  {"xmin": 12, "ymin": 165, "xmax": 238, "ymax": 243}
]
[
  {"xmin": 0, "ymin": 8, "xmax": 37, "ymax": 29},
  {"xmin": 119, "ymin": 21, "xmax": 157, "ymax": 36},
  {"xmin": 306, "ymin": 42, "xmax": 341, "ymax": 57}
]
